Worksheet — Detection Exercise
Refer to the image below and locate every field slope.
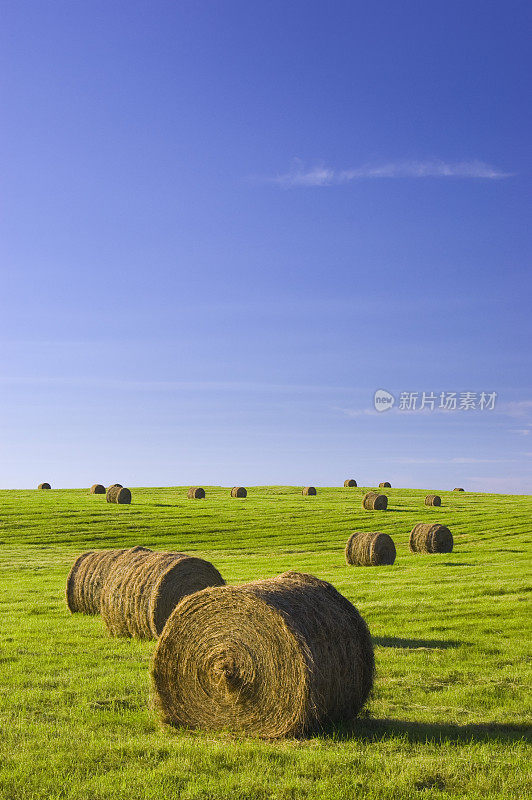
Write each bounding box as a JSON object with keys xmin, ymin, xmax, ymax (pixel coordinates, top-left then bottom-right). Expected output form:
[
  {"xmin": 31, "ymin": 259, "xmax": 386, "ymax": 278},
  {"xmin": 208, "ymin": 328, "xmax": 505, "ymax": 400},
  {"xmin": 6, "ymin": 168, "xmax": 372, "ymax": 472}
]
[{"xmin": 0, "ymin": 485, "xmax": 530, "ymax": 799}]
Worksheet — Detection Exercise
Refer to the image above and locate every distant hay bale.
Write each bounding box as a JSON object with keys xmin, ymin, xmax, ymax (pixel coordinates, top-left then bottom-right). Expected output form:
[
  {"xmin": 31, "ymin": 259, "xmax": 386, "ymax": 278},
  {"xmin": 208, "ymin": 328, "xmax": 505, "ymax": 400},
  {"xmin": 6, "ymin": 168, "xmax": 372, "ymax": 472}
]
[
  {"xmin": 409, "ymin": 523, "xmax": 453, "ymax": 553},
  {"xmin": 424, "ymin": 494, "xmax": 442, "ymax": 506},
  {"xmin": 231, "ymin": 486, "xmax": 247, "ymax": 498},
  {"xmin": 345, "ymin": 531, "xmax": 396, "ymax": 566},
  {"xmin": 362, "ymin": 491, "xmax": 388, "ymax": 511},
  {"xmin": 89, "ymin": 484, "xmax": 106, "ymax": 495},
  {"xmin": 65, "ymin": 546, "xmax": 151, "ymax": 615},
  {"xmin": 379, "ymin": 482, "xmax": 391, "ymax": 488},
  {"xmin": 151, "ymin": 571, "xmax": 374, "ymax": 737},
  {"xmin": 453, "ymin": 487, "xmax": 465, "ymax": 492},
  {"xmin": 187, "ymin": 487, "xmax": 206, "ymax": 499},
  {"xmin": 302, "ymin": 486, "xmax": 317, "ymax": 496},
  {"xmin": 106, "ymin": 485, "xmax": 131, "ymax": 504},
  {"xmin": 107, "ymin": 483, "xmax": 123, "ymax": 491},
  {"xmin": 101, "ymin": 550, "xmax": 225, "ymax": 639},
  {"xmin": 38, "ymin": 483, "xmax": 51, "ymax": 490},
  {"xmin": 344, "ymin": 479, "xmax": 357, "ymax": 487}
]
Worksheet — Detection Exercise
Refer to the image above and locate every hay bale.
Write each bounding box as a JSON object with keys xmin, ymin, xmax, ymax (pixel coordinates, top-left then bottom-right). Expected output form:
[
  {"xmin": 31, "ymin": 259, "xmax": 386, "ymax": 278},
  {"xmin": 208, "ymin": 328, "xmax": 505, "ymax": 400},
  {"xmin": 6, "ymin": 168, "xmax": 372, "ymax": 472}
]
[
  {"xmin": 344, "ymin": 479, "xmax": 357, "ymax": 487},
  {"xmin": 100, "ymin": 550, "xmax": 225, "ymax": 639},
  {"xmin": 151, "ymin": 570, "xmax": 374, "ymax": 737},
  {"xmin": 106, "ymin": 486, "xmax": 131, "ymax": 504},
  {"xmin": 409, "ymin": 523, "xmax": 453, "ymax": 553},
  {"xmin": 302, "ymin": 486, "xmax": 317, "ymax": 496},
  {"xmin": 453, "ymin": 487, "xmax": 465, "ymax": 492},
  {"xmin": 89, "ymin": 484, "xmax": 106, "ymax": 495},
  {"xmin": 187, "ymin": 487, "xmax": 206, "ymax": 499},
  {"xmin": 38, "ymin": 483, "xmax": 51, "ymax": 490},
  {"xmin": 65, "ymin": 547, "xmax": 150, "ymax": 614},
  {"xmin": 345, "ymin": 531, "xmax": 396, "ymax": 566},
  {"xmin": 107, "ymin": 483, "xmax": 123, "ymax": 491},
  {"xmin": 424, "ymin": 494, "xmax": 442, "ymax": 506},
  {"xmin": 230, "ymin": 486, "xmax": 247, "ymax": 498},
  {"xmin": 379, "ymin": 482, "xmax": 391, "ymax": 488},
  {"xmin": 362, "ymin": 491, "xmax": 388, "ymax": 511}
]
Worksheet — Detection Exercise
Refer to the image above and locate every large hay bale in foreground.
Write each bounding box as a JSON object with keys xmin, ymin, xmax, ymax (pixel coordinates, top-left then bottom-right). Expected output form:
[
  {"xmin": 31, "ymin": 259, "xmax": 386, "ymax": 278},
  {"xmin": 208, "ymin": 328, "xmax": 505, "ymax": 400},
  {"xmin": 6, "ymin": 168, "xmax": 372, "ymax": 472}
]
[
  {"xmin": 151, "ymin": 571, "xmax": 374, "ymax": 738},
  {"xmin": 302, "ymin": 486, "xmax": 317, "ymax": 496},
  {"xmin": 345, "ymin": 531, "xmax": 396, "ymax": 566},
  {"xmin": 344, "ymin": 479, "xmax": 357, "ymax": 487},
  {"xmin": 424, "ymin": 494, "xmax": 442, "ymax": 506},
  {"xmin": 106, "ymin": 486, "xmax": 131, "ymax": 504},
  {"xmin": 65, "ymin": 546, "xmax": 150, "ymax": 614},
  {"xmin": 89, "ymin": 484, "xmax": 106, "ymax": 495},
  {"xmin": 187, "ymin": 487, "xmax": 205, "ymax": 499},
  {"xmin": 409, "ymin": 523, "xmax": 453, "ymax": 553},
  {"xmin": 101, "ymin": 550, "xmax": 225, "ymax": 639},
  {"xmin": 231, "ymin": 486, "xmax": 247, "ymax": 498},
  {"xmin": 362, "ymin": 491, "xmax": 388, "ymax": 511},
  {"xmin": 453, "ymin": 487, "xmax": 465, "ymax": 492},
  {"xmin": 38, "ymin": 483, "xmax": 51, "ymax": 490},
  {"xmin": 379, "ymin": 482, "xmax": 391, "ymax": 488}
]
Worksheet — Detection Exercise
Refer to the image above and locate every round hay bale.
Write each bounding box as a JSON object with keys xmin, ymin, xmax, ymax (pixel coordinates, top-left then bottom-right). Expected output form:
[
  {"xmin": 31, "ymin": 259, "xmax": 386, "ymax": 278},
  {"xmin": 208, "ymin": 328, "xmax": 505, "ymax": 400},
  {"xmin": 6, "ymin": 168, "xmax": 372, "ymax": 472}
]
[
  {"xmin": 424, "ymin": 494, "xmax": 442, "ymax": 506},
  {"xmin": 302, "ymin": 486, "xmax": 317, "ymax": 496},
  {"xmin": 65, "ymin": 547, "xmax": 145, "ymax": 614},
  {"xmin": 89, "ymin": 484, "xmax": 106, "ymax": 495},
  {"xmin": 38, "ymin": 482, "xmax": 51, "ymax": 490},
  {"xmin": 453, "ymin": 487, "xmax": 465, "ymax": 492},
  {"xmin": 344, "ymin": 479, "xmax": 357, "ymax": 487},
  {"xmin": 362, "ymin": 491, "xmax": 388, "ymax": 511},
  {"xmin": 345, "ymin": 531, "xmax": 396, "ymax": 566},
  {"xmin": 379, "ymin": 482, "xmax": 391, "ymax": 488},
  {"xmin": 187, "ymin": 487, "xmax": 206, "ymax": 499},
  {"xmin": 151, "ymin": 571, "xmax": 374, "ymax": 737},
  {"xmin": 101, "ymin": 550, "xmax": 225, "ymax": 639},
  {"xmin": 409, "ymin": 523, "xmax": 453, "ymax": 553},
  {"xmin": 230, "ymin": 486, "xmax": 247, "ymax": 498},
  {"xmin": 107, "ymin": 483, "xmax": 123, "ymax": 491},
  {"xmin": 106, "ymin": 486, "xmax": 131, "ymax": 504}
]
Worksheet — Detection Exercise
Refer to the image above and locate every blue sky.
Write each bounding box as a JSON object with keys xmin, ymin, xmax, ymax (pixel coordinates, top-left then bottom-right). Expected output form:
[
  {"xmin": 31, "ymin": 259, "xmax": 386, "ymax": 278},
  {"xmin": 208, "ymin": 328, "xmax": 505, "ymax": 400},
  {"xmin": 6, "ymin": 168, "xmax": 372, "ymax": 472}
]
[{"xmin": 1, "ymin": 1, "xmax": 531, "ymax": 491}]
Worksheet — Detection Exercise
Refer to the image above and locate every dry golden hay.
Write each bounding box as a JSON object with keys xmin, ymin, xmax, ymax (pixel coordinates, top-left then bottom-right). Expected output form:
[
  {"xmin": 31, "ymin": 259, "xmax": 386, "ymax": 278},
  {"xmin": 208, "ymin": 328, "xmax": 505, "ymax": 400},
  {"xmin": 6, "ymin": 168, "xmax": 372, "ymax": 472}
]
[
  {"xmin": 345, "ymin": 531, "xmax": 396, "ymax": 566},
  {"xmin": 409, "ymin": 523, "xmax": 453, "ymax": 553},
  {"xmin": 65, "ymin": 546, "xmax": 150, "ymax": 614},
  {"xmin": 453, "ymin": 487, "xmax": 465, "ymax": 492},
  {"xmin": 106, "ymin": 486, "xmax": 131, "ymax": 504},
  {"xmin": 344, "ymin": 479, "xmax": 357, "ymax": 487},
  {"xmin": 424, "ymin": 494, "xmax": 442, "ymax": 506},
  {"xmin": 378, "ymin": 482, "xmax": 391, "ymax": 488},
  {"xmin": 100, "ymin": 550, "xmax": 225, "ymax": 640},
  {"xmin": 231, "ymin": 486, "xmax": 247, "ymax": 498},
  {"xmin": 151, "ymin": 570, "xmax": 374, "ymax": 738},
  {"xmin": 107, "ymin": 483, "xmax": 123, "ymax": 491},
  {"xmin": 38, "ymin": 483, "xmax": 51, "ymax": 490},
  {"xmin": 362, "ymin": 491, "xmax": 388, "ymax": 511},
  {"xmin": 187, "ymin": 487, "xmax": 206, "ymax": 499},
  {"xmin": 302, "ymin": 486, "xmax": 317, "ymax": 496},
  {"xmin": 89, "ymin": 484, "xmax": 106, "ymax": 495}
]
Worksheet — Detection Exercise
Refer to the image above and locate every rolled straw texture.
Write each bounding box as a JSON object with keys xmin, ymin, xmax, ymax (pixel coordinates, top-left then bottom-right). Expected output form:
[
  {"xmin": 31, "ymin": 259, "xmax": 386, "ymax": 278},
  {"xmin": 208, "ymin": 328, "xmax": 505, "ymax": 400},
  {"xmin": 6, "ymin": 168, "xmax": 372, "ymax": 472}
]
[
  {"xmin": 100, "ymin": 550, "xmax": 225, "ymax": 639},
  {"xmin": 151, "ymin": 570, "xmax": 374, "ymax": 738},
  {"xmin": 345, "ymin": 531, "xmax": 396, "ymax": 566}
]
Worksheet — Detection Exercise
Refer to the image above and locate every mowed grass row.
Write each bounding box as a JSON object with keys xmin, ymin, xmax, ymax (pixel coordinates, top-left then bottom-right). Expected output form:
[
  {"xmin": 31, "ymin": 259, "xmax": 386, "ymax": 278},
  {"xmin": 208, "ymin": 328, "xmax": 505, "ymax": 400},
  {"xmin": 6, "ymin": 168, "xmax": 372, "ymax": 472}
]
[{"xmin": 0, "ymin": 486, "xmax": 530, "ymax": 800}]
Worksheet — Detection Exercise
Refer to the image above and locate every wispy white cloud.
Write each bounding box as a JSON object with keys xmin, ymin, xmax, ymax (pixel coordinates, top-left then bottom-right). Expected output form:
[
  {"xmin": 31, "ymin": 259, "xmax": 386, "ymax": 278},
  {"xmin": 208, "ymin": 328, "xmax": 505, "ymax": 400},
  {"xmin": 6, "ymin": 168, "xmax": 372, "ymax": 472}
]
[
  {"xmin": 263, "ymin": 158, "xmax": 512, "ymax": 187},
  {"xmin": 499, "ymin": 400, "xmax": 532, "ymax": 419}
]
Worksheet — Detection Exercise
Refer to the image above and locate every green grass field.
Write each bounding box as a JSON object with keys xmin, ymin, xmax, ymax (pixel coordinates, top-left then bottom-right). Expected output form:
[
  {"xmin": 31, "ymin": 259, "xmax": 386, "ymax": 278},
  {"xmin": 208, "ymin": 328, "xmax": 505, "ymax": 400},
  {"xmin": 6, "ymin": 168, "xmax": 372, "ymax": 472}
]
[{"xmin": 0, "ymin": 485, "xmax": 530, "ymax": 799}]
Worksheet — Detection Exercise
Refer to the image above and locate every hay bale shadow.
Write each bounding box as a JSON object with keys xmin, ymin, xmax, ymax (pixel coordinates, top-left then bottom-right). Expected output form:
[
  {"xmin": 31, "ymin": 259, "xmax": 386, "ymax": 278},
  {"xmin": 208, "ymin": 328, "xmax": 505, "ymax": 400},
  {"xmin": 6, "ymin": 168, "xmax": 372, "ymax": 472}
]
[
  {"xmin": 325, "ymin": 717, "xmax": 532, "ymax": 745},
  {"xmin": 372, "ymin": 636, "xmax": 463, "ymax": 649}
]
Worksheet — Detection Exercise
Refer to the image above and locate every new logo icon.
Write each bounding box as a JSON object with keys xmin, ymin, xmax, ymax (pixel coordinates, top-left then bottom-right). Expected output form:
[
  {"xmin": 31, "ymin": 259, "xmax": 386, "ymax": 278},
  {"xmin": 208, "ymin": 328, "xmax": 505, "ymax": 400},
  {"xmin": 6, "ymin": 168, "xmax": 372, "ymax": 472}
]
[{"xmin": 374, "ymin": 389, "xmax": 395, "ymax": 412}]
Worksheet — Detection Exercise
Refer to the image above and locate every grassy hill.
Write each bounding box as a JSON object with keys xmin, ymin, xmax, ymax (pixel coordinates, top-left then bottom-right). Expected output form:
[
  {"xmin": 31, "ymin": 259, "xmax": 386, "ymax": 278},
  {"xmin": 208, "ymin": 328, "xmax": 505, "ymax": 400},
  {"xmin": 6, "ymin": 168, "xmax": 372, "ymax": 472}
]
[{"xmin": 0, "ymin": 485, "xmax": 530, "ymax": 799}]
